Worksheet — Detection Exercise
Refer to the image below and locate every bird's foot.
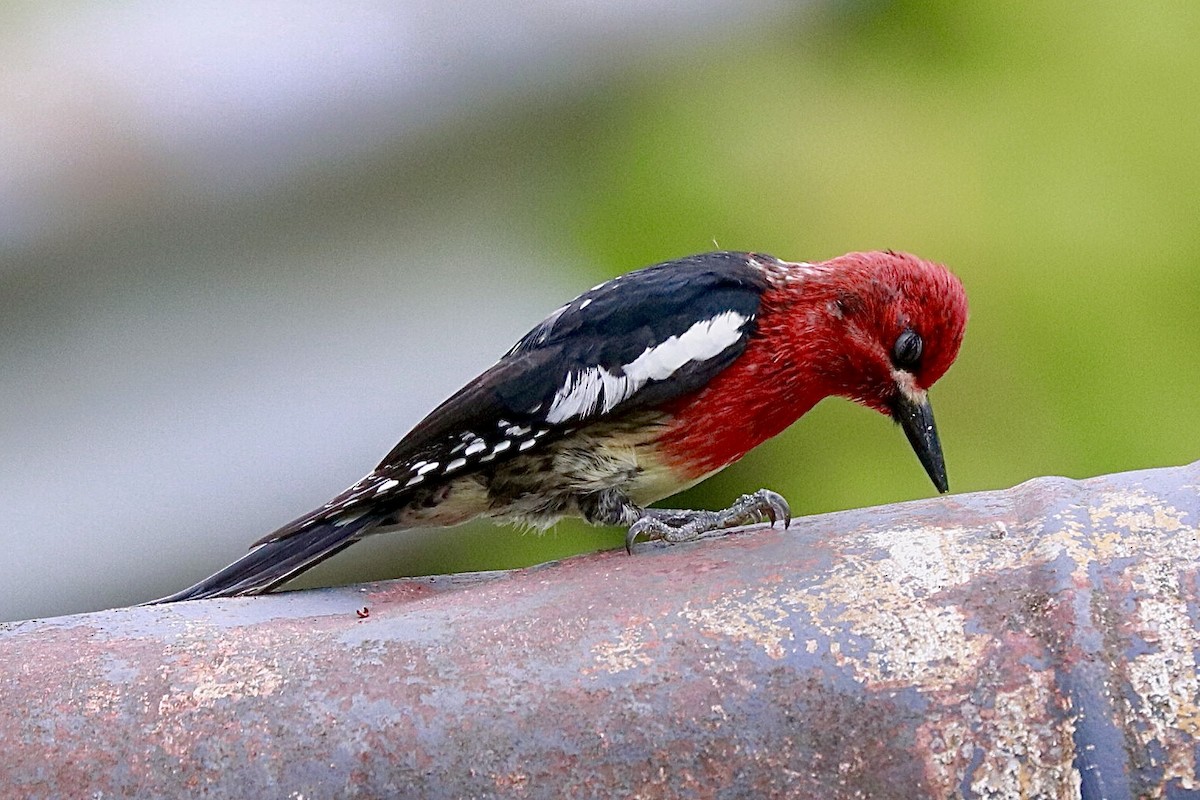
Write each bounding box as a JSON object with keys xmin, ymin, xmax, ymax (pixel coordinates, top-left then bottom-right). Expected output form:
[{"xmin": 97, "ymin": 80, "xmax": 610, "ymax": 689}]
[{"xmin": 625, "ymin": 489, "xmax": 791, "ymax": 553}]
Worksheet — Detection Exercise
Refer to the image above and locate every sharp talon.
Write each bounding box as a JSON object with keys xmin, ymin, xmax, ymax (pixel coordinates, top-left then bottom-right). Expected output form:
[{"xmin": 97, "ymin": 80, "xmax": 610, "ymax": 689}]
[
  {"xmin": 625, "ymin": 518, "xmax": 651, "ymax": 554},
  {"xmin": 625, "ymin": 489, "xmax": 791, "ymax": 553},
  {"xmin": 760, "ymin": 495, "xmax": 778, "ymax": 525},
  {"xmin": 760, "ymin": 489, "xmax": 791, "ymax": 529}
]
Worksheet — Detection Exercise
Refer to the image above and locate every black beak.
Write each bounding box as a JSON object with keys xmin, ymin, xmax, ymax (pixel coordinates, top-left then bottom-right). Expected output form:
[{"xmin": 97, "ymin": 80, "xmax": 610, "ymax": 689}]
[{"xmin": 891, "ymin": 391, "xmax": 949, "ymax": 493}]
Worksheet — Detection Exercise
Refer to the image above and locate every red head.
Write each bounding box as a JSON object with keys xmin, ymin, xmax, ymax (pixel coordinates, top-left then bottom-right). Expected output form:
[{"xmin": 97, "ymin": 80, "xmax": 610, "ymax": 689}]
[
  {"xmin": 760, "ymin": 250, "xmax": 968, "ymax": 490},
  {"xmin": 658, "ymin": 250, "xmax": 967, "ymax": 493},
  {"xmin": 768, "ymin": 251, "xmax": 967, "ymax": 409}
]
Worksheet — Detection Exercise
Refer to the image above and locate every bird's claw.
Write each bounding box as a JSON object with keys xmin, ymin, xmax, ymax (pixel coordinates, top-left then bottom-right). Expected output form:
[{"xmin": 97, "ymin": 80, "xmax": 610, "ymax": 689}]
[
  {"xmin": 624, "ymin": 488, "xmax": 792, "ymax": 553},
  {"xmin": 625, "ymin": 517, "xmax": 657, "ymax": 554},
  {"xmin": 754, "ymin": 489, "xmax": 792, "ymax": 529}
]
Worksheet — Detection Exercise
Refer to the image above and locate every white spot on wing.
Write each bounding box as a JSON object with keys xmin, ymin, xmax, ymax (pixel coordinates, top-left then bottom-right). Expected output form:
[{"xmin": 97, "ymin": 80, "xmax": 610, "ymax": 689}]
[
  {"xmin": 492, "ymin": 441, "xmax": 512, "ymax": 454},
  {"xmin": 417, "ymin": 462, "xmax": 439, "ymax": 475},
  {"xmin": 405, "ymin": 475, "xmax": 424, "ymax": 487},
  {"xmin": 445, "ymin": 457, "xmax": 468, "ymax": 472},
  {"xmin": 376, "ymin": 479, "xmax": 400, "ymax": 494},
  {"xmin": 465, "ymin": 441, "xmax": 487, "ymax": 456},
  {"xmin": 519, "ymin": 439, "xmax": 536, "ymax": 451},
  {"xmin": 544, "ymin": 310, "xmax": 748, "ymax": 424},
  {"xmin": 579, "ymin": 298, "xmax": 593, "ymax": 309},
  {"xmin": 451, "ymin": 433, "xmax": 485, "ymax": 455},
  {"xmin": 544, "ymin": 369, "xmax": 605, "ymax": 423}
]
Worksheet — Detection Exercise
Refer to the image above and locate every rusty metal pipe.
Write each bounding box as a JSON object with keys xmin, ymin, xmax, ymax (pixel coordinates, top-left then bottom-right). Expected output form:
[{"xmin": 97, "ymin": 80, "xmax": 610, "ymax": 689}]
[{"xmin": 2, "ymin": 462, "xmax": 1199, "ymax": 798}]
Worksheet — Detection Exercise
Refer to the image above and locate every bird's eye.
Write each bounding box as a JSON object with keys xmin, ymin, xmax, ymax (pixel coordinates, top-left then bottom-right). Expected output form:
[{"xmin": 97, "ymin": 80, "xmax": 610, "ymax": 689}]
[{"xmin": 891, "ymin": 329, "xmax": 923, "ymax": 370}]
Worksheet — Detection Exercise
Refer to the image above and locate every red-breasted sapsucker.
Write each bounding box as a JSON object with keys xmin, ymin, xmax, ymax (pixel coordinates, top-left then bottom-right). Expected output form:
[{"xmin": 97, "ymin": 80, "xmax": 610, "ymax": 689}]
[{"xmin": 152, "ymin": 250, "xmax": 968, "ymax": 602}]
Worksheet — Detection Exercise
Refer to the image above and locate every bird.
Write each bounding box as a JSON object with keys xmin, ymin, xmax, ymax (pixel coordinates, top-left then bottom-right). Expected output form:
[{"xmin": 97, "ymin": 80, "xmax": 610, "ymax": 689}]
[{"xmin": 150, "ymin": 250, "xmax": 968, "ymax": 603}]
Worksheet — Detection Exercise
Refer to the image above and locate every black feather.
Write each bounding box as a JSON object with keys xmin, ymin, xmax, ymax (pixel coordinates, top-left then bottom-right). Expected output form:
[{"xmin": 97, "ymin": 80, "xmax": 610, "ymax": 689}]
[
  {"xmin": 145, "ymin": 511, "xmax": 385, "ymax": 603},
  {"xmin": 378, "ymin": 251, "xmax": 769, "ymax": 470},
  {"xmin": 151, "ymin": 252, "xmax": 773, "ymax": 601}
]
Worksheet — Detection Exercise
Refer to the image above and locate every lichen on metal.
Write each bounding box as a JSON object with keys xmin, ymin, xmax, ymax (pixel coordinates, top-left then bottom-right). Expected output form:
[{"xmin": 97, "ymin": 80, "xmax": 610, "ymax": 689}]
[{"xmin": 1, "ymin": 462, "xmax": 1199, "ymax": 798}]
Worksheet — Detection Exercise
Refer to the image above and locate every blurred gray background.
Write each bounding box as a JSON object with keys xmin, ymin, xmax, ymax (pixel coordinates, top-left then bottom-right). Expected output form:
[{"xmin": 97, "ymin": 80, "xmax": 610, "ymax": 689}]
[{"xmin": 5, "ymin": 1, "xmax": 1199, "ymax": 621}]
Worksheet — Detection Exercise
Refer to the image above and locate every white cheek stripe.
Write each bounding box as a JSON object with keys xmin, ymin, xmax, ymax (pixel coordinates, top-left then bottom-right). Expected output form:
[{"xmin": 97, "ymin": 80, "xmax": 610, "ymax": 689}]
[{"xmin": 545, "ymin": 310, "xmax": 748, "ymax": 424}]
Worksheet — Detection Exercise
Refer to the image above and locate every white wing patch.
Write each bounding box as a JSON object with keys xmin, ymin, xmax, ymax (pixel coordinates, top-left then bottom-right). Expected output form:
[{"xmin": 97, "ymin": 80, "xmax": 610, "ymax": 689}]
[
  {"xmin": 545, "ymin": 310, "xmax": 749, "ymax": 424},
  {"xmin": 323, "ymin": 309, "xmax": 750, "ymax": 511}
]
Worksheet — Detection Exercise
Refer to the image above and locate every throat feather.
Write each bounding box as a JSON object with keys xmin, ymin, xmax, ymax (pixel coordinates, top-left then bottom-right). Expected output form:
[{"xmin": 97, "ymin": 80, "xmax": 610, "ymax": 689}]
[{"xmin": 654, "ymin": 293, "xmax": 832, "ymax": 477}]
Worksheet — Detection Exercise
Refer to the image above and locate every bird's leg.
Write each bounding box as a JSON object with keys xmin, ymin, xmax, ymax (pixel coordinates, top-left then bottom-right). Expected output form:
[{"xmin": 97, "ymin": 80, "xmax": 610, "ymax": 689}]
[{"xmin": 625, "ymin": 489, "xmax": 791, "ymax": 553}]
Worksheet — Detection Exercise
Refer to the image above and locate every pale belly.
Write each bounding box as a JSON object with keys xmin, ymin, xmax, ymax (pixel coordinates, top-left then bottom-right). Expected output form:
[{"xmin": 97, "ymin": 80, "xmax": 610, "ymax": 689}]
[{"xmin": 383, "ymin": 412, "xmax": 723, "ymax": 531}]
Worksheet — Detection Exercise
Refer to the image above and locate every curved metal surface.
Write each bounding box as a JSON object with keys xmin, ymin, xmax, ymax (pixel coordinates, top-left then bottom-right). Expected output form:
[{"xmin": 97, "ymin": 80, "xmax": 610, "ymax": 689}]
[{"xmin": 2, "ymin": 462, "xmax": 1199, "ymax": 798}]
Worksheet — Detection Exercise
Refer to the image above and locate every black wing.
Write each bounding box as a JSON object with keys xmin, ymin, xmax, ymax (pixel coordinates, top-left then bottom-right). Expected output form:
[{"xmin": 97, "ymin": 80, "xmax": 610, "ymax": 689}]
[
  {"xmin": 375, "ymin": 250, "xmax": 770, "ymax": 472},
  {"xmin": 262, "ymin": 251, "xmax": 770, "ymax": 544},
  {"xmin": 148, "ymin": 252, "xmax": 772, "ymax": 601}
]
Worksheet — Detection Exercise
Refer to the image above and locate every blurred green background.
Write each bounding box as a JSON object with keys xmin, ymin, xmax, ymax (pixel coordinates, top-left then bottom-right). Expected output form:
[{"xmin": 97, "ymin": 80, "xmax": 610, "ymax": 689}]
[{"xmin": 3, "ymin": 1, "xmax": 1198, "ymax": 621}]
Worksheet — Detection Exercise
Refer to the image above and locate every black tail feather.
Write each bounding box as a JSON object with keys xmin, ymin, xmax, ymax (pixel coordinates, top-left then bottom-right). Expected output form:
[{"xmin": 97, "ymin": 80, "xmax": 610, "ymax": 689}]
[{"xmin": 146, "ymin": 512, "xmax": 386, "ymax": 604}]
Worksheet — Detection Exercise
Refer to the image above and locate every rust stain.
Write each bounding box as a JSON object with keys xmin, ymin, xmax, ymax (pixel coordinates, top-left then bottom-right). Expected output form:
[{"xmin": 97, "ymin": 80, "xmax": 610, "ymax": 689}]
[{"xmin": 588, "ymin": 616, "xmax": 657, "ymax": 674}]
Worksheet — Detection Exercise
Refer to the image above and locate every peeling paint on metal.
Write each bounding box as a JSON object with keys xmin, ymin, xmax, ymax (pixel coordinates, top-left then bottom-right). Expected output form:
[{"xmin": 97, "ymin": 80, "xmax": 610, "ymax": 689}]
[{"xmin": 679, "ymin": 585, "xmax": 794, "ymax": 660}]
